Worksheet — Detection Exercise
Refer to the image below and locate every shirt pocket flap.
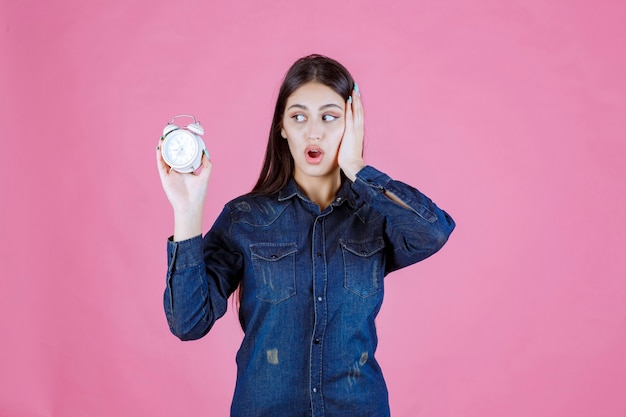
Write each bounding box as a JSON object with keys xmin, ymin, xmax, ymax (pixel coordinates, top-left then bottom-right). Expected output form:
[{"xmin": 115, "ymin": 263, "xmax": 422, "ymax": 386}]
[
  {"xmin": 250, "ymin": 242, "xmax": 298, "ymax": 261},
  {"xmin": 340, "ymin": 237, "xmax": 385, "ymax": 257}
]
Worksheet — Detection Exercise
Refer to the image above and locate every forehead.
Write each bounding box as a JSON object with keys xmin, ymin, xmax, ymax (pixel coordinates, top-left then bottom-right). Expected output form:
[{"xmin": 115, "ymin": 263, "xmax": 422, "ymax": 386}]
[{"xmin": 286, "ymin": 82, "xmax": 344, "ymax": 107}]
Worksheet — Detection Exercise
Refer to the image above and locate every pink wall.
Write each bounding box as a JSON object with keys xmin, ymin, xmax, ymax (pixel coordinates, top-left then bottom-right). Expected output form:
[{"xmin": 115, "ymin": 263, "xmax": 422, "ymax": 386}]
[{"xmin": 2, "ymin": 0, "xmax": 625, "ymax": 416}]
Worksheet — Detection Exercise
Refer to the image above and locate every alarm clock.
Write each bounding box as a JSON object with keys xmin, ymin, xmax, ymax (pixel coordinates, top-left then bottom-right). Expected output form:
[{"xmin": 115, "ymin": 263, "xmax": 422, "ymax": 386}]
[{"xmin": 160, "ymin": 114, "xmax": 208, "ymax": 173}]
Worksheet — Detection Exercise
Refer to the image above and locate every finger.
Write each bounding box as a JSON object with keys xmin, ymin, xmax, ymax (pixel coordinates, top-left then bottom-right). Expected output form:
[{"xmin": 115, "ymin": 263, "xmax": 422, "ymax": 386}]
[
  {"xmin": 351, "ymin": 87, "xmax": 364, "ymax": 133},
  {"xmin": 344, "ymin": 96, "xmax": 354, "ymax": 133},
  {"xmin": 352, "ymin": 90, "xmax": 363, "ymax": 117},
  {"xmin": 156, "ymin": 146, "xmax": 168, "ymax": 177},
  {"xmin": 156, "ymin": 146, "xmax": 178, "ymax": 177},
  {"xmin": 197, "ymin": 152, "xmax": 213, "ymax": 179}
]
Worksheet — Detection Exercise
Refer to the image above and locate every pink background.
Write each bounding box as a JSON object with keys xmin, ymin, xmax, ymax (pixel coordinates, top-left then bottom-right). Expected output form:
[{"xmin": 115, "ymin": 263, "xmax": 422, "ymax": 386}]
[{"xmin": 2, "ymin": 0, "xmax": 625, "ymax": 416}]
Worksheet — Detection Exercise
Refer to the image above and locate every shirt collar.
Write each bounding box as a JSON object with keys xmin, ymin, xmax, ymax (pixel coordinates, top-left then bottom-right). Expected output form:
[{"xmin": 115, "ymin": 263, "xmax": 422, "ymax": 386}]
[
  {"xmin": 278, "ymin": 177, "xmax": 355, "ymax": 208},
  {"xmin": 277, "ymin": 179, "xmax": 300, "ymax": 201}
]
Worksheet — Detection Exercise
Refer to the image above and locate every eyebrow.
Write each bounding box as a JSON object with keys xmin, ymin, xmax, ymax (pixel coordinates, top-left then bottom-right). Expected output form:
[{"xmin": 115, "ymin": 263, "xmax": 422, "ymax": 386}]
[{"xmin": 287, "ymin": 103, "xmax": 343, "ymax": 111}]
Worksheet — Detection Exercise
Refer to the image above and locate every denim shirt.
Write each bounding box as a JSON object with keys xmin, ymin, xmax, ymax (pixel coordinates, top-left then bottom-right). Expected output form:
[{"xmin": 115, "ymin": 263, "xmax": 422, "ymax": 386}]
[{"xmin": 164, "ymin": 166, "xmax": 455, "ymax": 417}]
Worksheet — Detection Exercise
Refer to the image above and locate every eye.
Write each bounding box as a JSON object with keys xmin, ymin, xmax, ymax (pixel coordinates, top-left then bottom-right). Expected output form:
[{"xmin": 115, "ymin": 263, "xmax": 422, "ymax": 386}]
[
  {"xmin": 322, "ymin": 114, "xmax": 338, "ymax": 122},
  {"xmin": 292, "ymin": 114, "xmax": 306, "ymax": 122}
]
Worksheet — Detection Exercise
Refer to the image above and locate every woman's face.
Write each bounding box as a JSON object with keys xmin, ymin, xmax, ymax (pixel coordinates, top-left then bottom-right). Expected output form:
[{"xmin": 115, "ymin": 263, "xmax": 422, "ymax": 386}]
[{"xmin": 281, "ymin": 82, "xmax": 346, "ymax": 185}]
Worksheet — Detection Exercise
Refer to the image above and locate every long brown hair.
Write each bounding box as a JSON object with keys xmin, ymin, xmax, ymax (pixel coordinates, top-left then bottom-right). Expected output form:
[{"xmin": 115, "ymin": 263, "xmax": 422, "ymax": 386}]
[{"xmin": 251, "ymin": 54, "xmax": 355, "ymax": 195}]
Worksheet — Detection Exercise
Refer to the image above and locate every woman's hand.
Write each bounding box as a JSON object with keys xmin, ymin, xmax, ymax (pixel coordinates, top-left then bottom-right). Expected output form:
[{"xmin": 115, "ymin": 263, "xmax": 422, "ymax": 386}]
[
  {"xmin": 338, "ymin": 84, "xmax": 366, "ymax": 182},
  {"xmin": 156, "ymin": 147, "xmax": 212, "ymax": 240}
]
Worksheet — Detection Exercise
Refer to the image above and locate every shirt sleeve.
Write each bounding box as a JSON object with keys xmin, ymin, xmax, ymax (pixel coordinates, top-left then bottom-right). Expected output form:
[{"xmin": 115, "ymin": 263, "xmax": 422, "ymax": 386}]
[
  {"xmin": 351, "ymin": 165, "xmax": 456, "ymax": 273},
  {"xmin": 163, "ymin": 207, "xmax": 243, "ymax": 341}
]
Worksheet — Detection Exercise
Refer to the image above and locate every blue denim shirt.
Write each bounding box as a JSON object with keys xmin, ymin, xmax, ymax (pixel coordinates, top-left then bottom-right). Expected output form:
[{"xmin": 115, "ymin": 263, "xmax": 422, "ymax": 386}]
[{"xmin": 164, "ymin": 166, "xmax": 455, "ymax": 417}]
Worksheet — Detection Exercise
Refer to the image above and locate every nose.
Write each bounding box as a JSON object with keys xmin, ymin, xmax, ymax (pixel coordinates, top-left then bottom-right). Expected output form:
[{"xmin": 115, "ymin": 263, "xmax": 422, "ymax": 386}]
[{"xmin": 307, "ymin": 118, "xmax": 323, "ymax": 140}]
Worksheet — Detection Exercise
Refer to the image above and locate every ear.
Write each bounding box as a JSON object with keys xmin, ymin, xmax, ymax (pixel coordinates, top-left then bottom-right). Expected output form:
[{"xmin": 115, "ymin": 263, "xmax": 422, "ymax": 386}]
[{"xmin": 280, "ymin": 128, "xmax": 287, "ymax": 139}]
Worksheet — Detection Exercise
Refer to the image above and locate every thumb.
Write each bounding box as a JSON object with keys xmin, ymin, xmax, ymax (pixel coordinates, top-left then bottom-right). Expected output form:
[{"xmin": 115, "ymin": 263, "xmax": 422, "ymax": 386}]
[{"xmin": 198, "ymin": 152, "xmax": 213, "ymax": 180}]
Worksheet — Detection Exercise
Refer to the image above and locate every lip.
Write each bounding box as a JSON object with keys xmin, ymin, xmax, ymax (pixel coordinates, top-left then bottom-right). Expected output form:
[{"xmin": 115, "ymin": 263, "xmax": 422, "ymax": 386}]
[{"xmin": 304, "ymin": 145, "xmax": 324, "ymax": 164}]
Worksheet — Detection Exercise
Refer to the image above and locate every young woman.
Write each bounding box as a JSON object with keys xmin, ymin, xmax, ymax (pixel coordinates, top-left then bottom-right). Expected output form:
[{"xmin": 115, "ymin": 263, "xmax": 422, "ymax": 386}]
[{"xmin": 156, "ymin": 54, "xmax": 455, "ymax": 417}]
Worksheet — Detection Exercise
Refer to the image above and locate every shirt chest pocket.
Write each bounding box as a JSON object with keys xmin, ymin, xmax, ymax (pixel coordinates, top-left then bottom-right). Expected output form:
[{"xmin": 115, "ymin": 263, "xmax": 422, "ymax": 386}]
[
  {"xmin": 340, "ymin": 237, "xmax": 385, "ymax": 298},
  {"xmin": 250, "ymin": 242, "xmax": 297, "ymax": 304}
]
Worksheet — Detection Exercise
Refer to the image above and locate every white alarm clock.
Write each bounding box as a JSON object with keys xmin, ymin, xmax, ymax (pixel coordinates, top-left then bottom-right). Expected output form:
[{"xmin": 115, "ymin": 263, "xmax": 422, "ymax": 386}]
[{"xmin": 160, "ymin": 114, "xmax": 208, "ymax": 173}]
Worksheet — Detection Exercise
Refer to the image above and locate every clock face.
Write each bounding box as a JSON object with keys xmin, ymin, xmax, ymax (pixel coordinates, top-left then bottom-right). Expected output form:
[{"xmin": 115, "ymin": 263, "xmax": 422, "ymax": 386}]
[{"xmin": 162, "ymin": 130, "xmax": 198, "ymax": 168}]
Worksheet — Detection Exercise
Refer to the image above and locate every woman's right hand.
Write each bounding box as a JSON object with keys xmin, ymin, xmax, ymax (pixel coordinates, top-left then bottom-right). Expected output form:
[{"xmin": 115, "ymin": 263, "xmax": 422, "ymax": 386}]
[{"xmin": 156, "ymin": 147, "xmax": 212, "ymax": 240}]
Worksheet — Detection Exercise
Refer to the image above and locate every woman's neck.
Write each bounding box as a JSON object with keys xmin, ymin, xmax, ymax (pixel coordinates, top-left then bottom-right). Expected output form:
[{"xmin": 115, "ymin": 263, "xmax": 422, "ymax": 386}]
[{"xmin": 294, "ymin": 171, "xmax": 342, "ymax": 210}]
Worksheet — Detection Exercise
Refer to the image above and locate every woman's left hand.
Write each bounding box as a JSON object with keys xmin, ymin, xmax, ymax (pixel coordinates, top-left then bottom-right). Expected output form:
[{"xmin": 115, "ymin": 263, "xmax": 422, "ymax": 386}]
[{"xmin": 338, "ymin": 85, "xmax": 366, "ymax": 181}]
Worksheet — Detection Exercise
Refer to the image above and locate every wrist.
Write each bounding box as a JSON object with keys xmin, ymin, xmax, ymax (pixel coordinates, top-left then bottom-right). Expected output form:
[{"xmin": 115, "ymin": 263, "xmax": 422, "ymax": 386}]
[
  {"xmin": 173, "ymin": 208, "xmax": 203, "ymax": 241},
  {"xmin": 341, "ymin": 161, "xmax": 366, "ymax": 182}
]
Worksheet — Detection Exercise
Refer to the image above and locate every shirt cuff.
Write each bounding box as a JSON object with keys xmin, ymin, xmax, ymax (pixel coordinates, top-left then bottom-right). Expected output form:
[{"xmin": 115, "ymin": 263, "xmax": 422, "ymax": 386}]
[
  {"xmin": 167, "ymin": 234, "xmax": 204, "ymax": 271},
  {"xmin": 351, "ymin": 165, "xmax": 439, "ymax": 223},
  {"xmin": 351, "ymin": 165, "xmax": 391, "ymax": 199}
]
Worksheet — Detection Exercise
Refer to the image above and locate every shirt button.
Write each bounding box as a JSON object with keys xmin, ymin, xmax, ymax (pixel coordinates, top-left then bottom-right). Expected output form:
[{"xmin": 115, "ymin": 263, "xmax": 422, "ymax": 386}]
[
  {"xmin": 316, "ymin": 252, "xmax": 322, "ymax": 257},
  {"xmin": 317, "ymin": 296, "xmax": 322, "ymax": 302},
  {"xmin": 312, "ymin": 388, "xmax": 317, "ymax": 393},
  {"xmin": 314, "ymin": 338, "xmax": 320, "ymax": 344}
]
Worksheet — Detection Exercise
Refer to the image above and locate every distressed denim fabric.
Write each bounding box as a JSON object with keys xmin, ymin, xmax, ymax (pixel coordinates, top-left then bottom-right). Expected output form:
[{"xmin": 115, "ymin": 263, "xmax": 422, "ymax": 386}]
[{"xmin": 164, "ymin": 166, "xmax": 455, "ymax": 417}]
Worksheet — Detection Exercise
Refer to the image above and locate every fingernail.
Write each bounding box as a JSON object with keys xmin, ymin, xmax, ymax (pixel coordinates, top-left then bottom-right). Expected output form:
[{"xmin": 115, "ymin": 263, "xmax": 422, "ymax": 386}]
[
  {"xmin": 354, "ymin": 82, "xmax": 360, "ymax": 96},
  {"xmin": 348, "ymin": 96, "xmax": 353, "ymax": 104},
  {"xmin": 203, "ymin": 149, "xmax": 210, "ymax": 159}
]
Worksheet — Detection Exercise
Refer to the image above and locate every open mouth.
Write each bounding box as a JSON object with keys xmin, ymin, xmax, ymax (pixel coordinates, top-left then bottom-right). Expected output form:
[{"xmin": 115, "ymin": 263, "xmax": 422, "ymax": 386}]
[{"xmin": 305, "ymin": 147, "xmax": 323, "ymax": 164}]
